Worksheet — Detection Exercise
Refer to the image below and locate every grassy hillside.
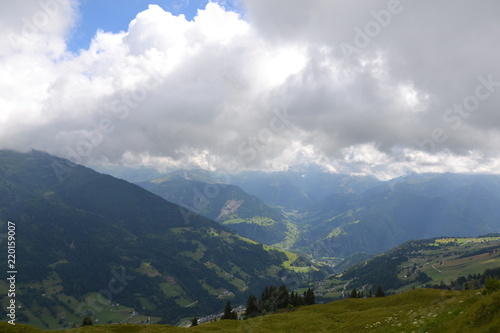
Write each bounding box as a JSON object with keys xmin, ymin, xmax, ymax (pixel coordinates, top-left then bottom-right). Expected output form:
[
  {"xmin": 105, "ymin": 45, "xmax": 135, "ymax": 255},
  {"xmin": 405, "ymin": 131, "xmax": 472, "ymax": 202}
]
[
  {"xmin": 2, "ymin": 288, "xmax": 500, "ymax": 332},
  {"xmin": 312, "ymin": 236, "xmax": 500, "ymax": 301}
]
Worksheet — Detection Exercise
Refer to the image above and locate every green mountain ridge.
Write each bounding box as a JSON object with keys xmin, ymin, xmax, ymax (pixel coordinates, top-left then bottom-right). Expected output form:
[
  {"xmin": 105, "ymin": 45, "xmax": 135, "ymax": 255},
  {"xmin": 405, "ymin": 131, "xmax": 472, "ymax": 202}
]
[
  {"xmin": 297, "ymin": 173, "xmax": 500, "ymax": 258},
  {"xmin": 310, "ymin": 235, "xmax": 500, "ymax": 303},
  {"xmin": 114, "ymin": 167, "xmax": 500, "ymax": 266},
  {"xmin": 95, "ymin": 166, "xmax": 500, "ymax": 269},
  {"xmin": 137, "ymin": 173, "xmax": 294, "ymax": 246},
  {"xmin": 0, "ymin": 150, "xmax": 323, "ymax": 329}
]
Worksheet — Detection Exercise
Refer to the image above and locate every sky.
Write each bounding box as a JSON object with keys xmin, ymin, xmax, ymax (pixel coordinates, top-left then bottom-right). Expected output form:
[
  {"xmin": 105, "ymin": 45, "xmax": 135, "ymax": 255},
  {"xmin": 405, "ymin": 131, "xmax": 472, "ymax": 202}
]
[
  {"xmin": 68, "ymin": 0, "xmax": 232, "ymax": 52},
  {"xmin": 0, "ymin": 0, "xmax": 499, "ymax": 180}
]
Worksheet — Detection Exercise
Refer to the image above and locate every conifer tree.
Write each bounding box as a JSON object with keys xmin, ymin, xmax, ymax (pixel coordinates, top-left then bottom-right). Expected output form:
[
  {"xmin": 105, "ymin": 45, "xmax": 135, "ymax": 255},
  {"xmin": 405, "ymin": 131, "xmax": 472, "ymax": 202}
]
[
  {"xmin": 303, "ymin": 288, "xmax": 315, "ymax": 305},
  {"xmin": 245, "ymin": 295, "xmax": 260, "ymax": 318},
  {"xmin": 278, "ymin": 285, "xmax": 290, "ymax": 308},
  {"xmin": 222, "ymin": 301, "xmax": 233, "ymax": 320},
  {"xmin": 82, "ymin": 316, "xmax": 93, "ymax": 326},
  {"xmin": 222, "ymin": 301, "xmax": 238, "ymax": 320},
  {"xmin": 375, "ymin": 285, "xmax": 385, "ymax": 297}
]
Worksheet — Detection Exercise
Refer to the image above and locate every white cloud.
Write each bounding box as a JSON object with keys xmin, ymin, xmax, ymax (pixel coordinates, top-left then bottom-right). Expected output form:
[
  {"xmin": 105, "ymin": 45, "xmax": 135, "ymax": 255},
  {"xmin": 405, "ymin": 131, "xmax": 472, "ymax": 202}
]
[
  {"xmin": 1, "ymin": 0, "xmax": 500, "ymax": 179},
  {"xmin": 0, "ymin": 0, "xmax": 77, "ymax": 56}
]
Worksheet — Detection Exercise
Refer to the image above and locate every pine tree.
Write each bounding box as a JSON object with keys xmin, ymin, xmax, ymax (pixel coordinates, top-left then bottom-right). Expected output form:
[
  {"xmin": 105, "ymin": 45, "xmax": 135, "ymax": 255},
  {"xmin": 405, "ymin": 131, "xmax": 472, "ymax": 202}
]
[
  {"xmin": 278, "ymin": 285, "xmax": 290, "ymax": 309},
  {"xmin": 375, "ymin": 286, "xmax": 385, "ymax": 297},
  {"xmin": 245, "ymin": 295, "xmax": 260, "ymax": 318},
  {"xmin": 350, "ymin": 288, "xmax": 357, "ymax": 298},
  {"xmin": 303, "ymin": 288, "xmax": 315, "ymax": 305},
  {"xmin": 289, "ymin": 292, "xmax": 296, "ymax": 307},
  {"xmin": 261, "ymin": 286, "xmax": 271, "ymax": 302},
  {"xmin": 82, "ymin": 316, "xmax": 93, "ymax": 326},
  {"xmin": 191, "ymin": 317, "xmax": 198, "ymax": 327},
  {"xmin": 222, "ymin": 301, "xmax": 237, "ymax": 320},
  {"xmin": 223, "ymin": 301, "xmax": 232, "ymax": 319}
]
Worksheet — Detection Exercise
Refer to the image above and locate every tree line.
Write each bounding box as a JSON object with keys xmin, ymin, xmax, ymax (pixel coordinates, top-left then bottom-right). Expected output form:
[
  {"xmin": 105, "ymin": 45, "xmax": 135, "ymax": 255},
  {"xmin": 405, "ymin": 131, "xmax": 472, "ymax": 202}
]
[
  {"xmin": 191, "ymin": 284, "xmax": 316, "ymax": 325},
  {"xmin": 244, "ymin": 285, "xmax": 315, "ymax": 319},
  {"xmin": 350, "ymin": 285, "xmax": 385, "ymax": 298}
]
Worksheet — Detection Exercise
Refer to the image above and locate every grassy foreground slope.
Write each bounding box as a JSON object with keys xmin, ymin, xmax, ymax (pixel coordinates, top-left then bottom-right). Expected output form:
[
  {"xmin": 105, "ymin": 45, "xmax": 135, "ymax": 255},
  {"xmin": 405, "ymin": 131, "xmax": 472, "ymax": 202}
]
[{"xmin": 3, "ymin": 288, "xmax": 500, "ymax": 332}]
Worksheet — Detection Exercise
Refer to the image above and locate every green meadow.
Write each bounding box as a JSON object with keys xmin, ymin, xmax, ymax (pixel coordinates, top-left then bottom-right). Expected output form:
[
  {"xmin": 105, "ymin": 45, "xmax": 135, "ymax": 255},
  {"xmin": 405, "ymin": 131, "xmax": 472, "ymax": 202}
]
[{"xmin": 3, "ymin": 288, "xmax": 500, "ymax": 332}]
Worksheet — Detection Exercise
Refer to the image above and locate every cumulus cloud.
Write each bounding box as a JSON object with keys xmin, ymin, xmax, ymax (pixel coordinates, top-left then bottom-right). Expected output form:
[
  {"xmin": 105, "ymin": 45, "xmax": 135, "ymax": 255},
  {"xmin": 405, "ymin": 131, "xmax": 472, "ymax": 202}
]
[
  {"xmin": 0, "ymin": 0, "xmax": 77, "ymax": 55},
  {"xmin": 1, "ymin": 0, "xmax": 500, "ymax": 179}
]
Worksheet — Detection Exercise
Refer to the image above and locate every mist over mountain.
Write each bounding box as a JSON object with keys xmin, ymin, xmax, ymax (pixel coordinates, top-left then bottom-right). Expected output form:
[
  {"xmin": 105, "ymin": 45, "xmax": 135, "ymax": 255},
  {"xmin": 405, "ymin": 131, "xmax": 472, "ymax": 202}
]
[
  {"xmin": 297, "ymin": 173, "xmax": 500, "ymax": 257},
  {"xmin": 130, "ymin": 165, "xmax": 500, "ymax": 260},
  {"xmin": 230, "ymin": 166, "xmax": 381, "ymax": 211}
]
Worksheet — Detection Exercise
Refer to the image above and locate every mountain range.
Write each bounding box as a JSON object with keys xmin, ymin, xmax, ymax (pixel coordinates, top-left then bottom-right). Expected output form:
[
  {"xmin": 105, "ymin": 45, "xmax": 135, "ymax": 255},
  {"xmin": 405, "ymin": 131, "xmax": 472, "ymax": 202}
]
[
  {"xmin": 0, "ymin": 150, "xmax": 320, "ymax": 328},
  {"xmin": 229, "ymin": 167, "xmax": 380, "ymax": 211},
  {"xmin": 298, "ymin": 173, "xmax": 500, "ymax": 257},
  {"xmin": 3, "ymin": 149, "xmax": 500, "ymax": 330},
  {"xmin": 137, "ymin": 170, "xmax": 291, "ymax": 246},
  {"xmin": 133, "ymin": 168, "xmax": 500, "ymax": 260}
]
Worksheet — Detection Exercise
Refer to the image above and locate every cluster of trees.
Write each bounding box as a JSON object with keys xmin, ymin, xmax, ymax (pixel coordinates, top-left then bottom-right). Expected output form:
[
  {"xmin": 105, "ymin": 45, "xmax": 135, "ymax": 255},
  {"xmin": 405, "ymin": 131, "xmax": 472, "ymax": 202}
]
[
  {"xmin": 190, "ymin": 300, "xmax": 239, "ymax": 326},
  {"xmin": 458, "ymin": 245, "xmax": 500, "ymax": 259},
  {"xmin": 409, "ymin": 269, "xmax": 432, "ymax": 284},
  {"xmin": 82, "ymin": 316, "xmax": 93, "ymax": 326},
  {"xmin": 424, "ymin": 266, "xmax": 500, "ymax": 291},
  {"xmin": 222, "ymin": 301, "xmax": 238, "ymax": 320},
  {"xmin": 189, "ymin": 286, "xmax": 315, "ymax": 326},
  {"xmin": 350, "ymin": 285, "xmax": 385, "ymax": 298},
  {"xmin": 342, "ymin": 255, "xmax": 406, "ymax": 292},
  {"xmin": 484, "ymin": 276, "xmax": 500, "ymax": 294},
  {"xmin": 244, "ymin": 285, "xmax": 315, "ymax": 319}
]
